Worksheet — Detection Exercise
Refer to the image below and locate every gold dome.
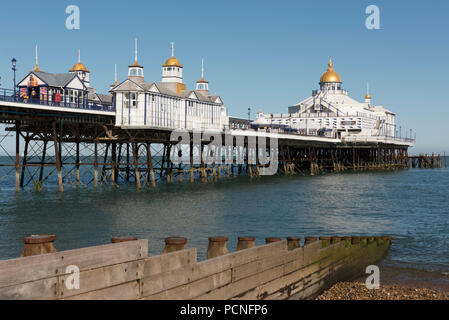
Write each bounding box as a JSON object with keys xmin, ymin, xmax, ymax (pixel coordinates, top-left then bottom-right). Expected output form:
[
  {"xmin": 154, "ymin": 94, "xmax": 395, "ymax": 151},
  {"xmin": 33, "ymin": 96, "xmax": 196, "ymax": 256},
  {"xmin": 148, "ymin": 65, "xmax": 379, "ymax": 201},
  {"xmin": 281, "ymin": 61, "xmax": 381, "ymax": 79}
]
[
  {"xmin": 163, "ymin": 56, "xmax": 183, "ymax": 68},
  {"xmin": 196, "ymin": 76, "xmax": 208, "ymax": 83},
  {"xmin": 69, "ymin": 62, "xmax": 89, "ymax": 72},
  {"xmin": 319, "ymin": 57, "xmax": 341, "ymax": 83},
  {"xmin": 365, "ymin": 93, "xmax": 371, "ymax": 99}
]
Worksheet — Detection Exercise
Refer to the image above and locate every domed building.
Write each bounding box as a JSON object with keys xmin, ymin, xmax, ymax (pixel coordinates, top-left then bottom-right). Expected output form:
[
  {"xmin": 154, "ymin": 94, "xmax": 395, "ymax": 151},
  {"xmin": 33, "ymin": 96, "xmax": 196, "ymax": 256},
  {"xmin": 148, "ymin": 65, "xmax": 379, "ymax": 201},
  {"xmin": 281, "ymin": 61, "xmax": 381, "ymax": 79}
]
[
  {"xmin": 254, "ymin": 57, "xmax": 396, "ymax": 140},
  {"xmin": 110, "ymin": 41, "xmax": 228, "ymax": 130},
  {"xmin": 69, "ymin": 50, "xmax": 91, "ymax": 88}
]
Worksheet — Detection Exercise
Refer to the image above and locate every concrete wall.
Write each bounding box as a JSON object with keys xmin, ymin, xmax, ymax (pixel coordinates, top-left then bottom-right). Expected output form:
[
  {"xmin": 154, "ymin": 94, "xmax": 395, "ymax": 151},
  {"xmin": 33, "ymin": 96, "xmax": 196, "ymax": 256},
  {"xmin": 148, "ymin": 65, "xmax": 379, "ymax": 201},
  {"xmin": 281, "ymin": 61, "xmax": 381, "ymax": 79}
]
[{"xmin": 0, "ymin": 237, "xmax": 391, "ymax": 300}]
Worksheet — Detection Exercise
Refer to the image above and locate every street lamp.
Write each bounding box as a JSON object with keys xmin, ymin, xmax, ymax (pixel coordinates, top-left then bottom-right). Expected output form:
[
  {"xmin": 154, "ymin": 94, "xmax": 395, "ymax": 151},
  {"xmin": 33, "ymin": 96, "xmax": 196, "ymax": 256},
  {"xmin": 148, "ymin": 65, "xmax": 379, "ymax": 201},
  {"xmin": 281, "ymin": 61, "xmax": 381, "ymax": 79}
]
[
  {"xmin": 11, "ymin": 58, "xmax": 17, "ymax": 99},
  {"xmin": 248, "ymin": 107, "xmax": 251, "ymax": 121}
]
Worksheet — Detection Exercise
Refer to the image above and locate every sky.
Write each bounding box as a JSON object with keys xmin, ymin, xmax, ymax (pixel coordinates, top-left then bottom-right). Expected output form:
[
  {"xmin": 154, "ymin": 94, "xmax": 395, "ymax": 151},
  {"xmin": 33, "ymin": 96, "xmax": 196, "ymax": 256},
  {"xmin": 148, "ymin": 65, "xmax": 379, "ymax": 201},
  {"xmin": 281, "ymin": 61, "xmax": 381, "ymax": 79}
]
[{"xmin": 0, "ymin": 0, "xmax": 448, "ymax": 153}]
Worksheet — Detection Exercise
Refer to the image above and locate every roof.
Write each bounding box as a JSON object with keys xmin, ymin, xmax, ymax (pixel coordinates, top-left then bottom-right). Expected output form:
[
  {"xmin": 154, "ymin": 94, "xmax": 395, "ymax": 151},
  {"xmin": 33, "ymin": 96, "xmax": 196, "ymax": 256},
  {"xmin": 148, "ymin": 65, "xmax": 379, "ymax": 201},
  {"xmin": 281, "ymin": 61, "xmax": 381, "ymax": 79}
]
[
  {"xmin": 69, "ymin": 62, "xmax": 89, "ymax": 72},
  {"xmin": 88, "ymin": 92, "xmax": 113, "ymax": 104},
  {"xmin": 162, "ymin": 57, "xmax": 183, "ymax": 68},
  {"xmin": 30, "ymin": 71, "xmax": 78, "ymax": 88},
  {"xmin": 111, "ymin": 78, "xmax": 222, "ymax": 104}
]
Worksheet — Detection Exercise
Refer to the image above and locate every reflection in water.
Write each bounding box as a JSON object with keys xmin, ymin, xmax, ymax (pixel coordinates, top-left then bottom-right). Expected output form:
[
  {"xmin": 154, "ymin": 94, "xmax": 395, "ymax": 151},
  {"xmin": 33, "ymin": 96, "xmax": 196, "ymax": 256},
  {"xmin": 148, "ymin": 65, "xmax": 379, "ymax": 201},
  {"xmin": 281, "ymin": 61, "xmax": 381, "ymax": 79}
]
[{"xmin": 0, "ymin": 167, "xmax": 448, "ymax": 280}]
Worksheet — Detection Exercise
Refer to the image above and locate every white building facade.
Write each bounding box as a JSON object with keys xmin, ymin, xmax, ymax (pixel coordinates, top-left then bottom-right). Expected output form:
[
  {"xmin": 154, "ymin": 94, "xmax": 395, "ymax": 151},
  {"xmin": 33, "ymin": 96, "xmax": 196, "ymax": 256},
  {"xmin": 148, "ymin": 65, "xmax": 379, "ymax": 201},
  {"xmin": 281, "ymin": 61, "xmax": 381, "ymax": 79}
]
[
  {"xmin": 111, "ymin": 43, "xmax": 228, "ymax": 131},
  {"xmin": 254, "ymin": 57, "xmax": 396, "ymax": 140}
]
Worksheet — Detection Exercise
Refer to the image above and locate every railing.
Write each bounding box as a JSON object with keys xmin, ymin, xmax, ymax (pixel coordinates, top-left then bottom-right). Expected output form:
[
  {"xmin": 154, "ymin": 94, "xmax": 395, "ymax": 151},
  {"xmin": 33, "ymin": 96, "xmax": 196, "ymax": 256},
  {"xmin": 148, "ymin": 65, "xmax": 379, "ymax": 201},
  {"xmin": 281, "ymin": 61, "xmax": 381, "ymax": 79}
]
[
  {"xmin": 0, "ymin": 88, "xmax": 114, "ymax": 113},
  {"xmin": 342, "ymin": 135, "xmax": 415, "ymax": 144}
]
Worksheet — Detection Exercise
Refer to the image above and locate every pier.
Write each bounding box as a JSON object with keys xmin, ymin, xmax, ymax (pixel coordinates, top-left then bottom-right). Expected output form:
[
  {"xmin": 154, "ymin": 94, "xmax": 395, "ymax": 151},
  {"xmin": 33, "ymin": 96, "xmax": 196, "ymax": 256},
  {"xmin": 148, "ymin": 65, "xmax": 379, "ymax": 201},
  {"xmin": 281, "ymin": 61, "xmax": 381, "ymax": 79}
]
[
  {"xmin": 0, "ymin": 90, "xmax": 417, "ymax": 192},
  {"xmin": 0, "ymin": 234, "xmax": 392, "ymax": 300}
]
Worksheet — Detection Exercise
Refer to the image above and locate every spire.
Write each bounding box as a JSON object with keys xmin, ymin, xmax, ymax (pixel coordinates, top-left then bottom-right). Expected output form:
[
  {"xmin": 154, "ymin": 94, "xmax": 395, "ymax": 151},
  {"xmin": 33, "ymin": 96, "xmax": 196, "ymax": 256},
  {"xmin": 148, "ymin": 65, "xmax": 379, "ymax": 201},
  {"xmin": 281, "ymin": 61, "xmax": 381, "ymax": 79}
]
[
  {"xmin": 197, "ymin": 58, "xmax": 208, "ymax": 83},
  {"xmin": 170, "ymin": 42, "xmax": 174, "ymax": 57},
  {"xmin": 328, "ymin": 56, "xmax": 333, "ymax": 70},
  {"xmin": 33, "ymin": 44, "xmax": 42, "ymax": 72},
  {"xmin": 365, "ymin": 82, "xmax": 372, "ymax": 101},
  {"xmin": 115, "ymin": 64, "xmax": 118, "ymax": 83},
  {"xmin": 196, "ymin": 58, "xmax": 209, "ymax": 91},
  {"xmin": 201, "ymin": 58, "xmax": 204, "ymax": 80},
  {"xmin": 134, "ymin": 38, "xmax": 138, "ymax": 64},
  {"xmin": 78, "ymin": 48, "xmax": 81, "ymax": 63},
  {"xmin": 128, "ymin": 38, "xmax": 144, "ymax": 78}
]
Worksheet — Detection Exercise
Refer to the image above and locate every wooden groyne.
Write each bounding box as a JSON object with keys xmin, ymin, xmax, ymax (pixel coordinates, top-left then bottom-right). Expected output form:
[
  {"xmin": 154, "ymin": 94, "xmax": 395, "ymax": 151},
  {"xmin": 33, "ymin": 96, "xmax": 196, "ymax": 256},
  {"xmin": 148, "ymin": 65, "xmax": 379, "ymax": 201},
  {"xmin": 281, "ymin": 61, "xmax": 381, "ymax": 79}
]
[{"xmin": 0, "ymin": 235, "xmax": 391, "ymax": 300}]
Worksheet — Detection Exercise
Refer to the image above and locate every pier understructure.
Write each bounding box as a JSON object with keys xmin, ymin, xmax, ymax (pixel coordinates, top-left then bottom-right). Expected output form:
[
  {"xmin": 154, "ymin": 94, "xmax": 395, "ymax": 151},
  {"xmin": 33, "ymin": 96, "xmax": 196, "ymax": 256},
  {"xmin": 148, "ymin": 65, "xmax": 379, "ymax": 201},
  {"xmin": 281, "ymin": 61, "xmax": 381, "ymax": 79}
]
[{"xmin": 0, "ymin": 97, "xmax": 419, "ymax": 192}]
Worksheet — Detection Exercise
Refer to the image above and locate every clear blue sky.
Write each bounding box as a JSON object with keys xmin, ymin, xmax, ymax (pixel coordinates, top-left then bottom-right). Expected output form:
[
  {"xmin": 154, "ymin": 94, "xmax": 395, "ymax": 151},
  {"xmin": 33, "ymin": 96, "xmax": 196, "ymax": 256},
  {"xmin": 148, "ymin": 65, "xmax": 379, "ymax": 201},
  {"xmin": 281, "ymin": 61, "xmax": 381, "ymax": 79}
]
[{"xmin": 1, "ymin": 0, "xmax": 448, "ymax": 153}]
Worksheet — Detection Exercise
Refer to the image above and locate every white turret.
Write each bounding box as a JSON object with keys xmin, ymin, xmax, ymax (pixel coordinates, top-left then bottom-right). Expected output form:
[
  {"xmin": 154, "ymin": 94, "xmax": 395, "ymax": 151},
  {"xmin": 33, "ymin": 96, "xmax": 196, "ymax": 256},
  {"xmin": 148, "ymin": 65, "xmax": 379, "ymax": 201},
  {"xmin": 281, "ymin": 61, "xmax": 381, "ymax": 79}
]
[
  {"xmin": 161, "ymin": 42, "xmax": 183, "ymax": 84},
  {"xmin": 128, "ymin": 38, "xmax": 144, "ymax": 81},
  {"xmin": 69, "ymin": 49, "xmax": 90, "ymax": 87},
  {"xmin": 195, "ymin": 58, "xmax": 209, "ymax": 94}
]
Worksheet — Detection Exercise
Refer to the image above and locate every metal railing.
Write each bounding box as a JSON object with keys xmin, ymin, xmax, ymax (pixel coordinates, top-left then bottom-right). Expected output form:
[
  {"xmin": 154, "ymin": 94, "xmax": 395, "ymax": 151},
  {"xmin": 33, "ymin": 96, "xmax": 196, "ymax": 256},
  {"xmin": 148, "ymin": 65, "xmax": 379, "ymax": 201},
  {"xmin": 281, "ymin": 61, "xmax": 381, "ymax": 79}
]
[{"xmin": 0, "ymin": 88, "xmax": 114, "ymax": 112}]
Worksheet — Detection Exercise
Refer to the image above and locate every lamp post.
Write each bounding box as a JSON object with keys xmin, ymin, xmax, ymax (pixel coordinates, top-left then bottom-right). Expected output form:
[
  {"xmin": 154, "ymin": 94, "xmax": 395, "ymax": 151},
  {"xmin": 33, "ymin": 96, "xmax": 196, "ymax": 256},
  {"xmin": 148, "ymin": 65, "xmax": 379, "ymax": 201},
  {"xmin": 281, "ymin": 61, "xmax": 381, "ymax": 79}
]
[
  {"xmin": 11, "ymin": 58, "xmax": 17, "ymax": 99},
  {"xmin": 248, "ymin": 107, "xmax": 251, "ymax": 121}
]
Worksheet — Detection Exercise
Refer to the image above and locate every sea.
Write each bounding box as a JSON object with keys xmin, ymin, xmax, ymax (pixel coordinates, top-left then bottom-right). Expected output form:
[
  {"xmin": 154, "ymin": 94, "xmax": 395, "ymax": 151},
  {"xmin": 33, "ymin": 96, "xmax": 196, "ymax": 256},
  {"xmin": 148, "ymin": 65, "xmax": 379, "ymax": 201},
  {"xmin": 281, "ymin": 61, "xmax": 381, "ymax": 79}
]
[{"xmin": 0, "ymin": 157, "xmax": 448, "ymax": 289}]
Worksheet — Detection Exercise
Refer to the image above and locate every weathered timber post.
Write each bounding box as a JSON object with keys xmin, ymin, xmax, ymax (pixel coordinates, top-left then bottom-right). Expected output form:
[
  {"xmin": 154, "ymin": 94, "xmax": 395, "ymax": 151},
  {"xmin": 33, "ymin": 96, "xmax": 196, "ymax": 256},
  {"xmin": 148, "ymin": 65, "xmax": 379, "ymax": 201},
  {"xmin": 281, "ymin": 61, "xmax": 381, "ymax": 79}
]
[
  {"xmin": 15, "ymin": 120, "xmax": 20, "ymax": 192},
  {"xmin": 101, "ymin": 143, "xmax": 109, "ymax": 184},
  {"xmin": 343, "ymin": 236, "xmax": 352, "ymax": 247},
  {"xmin": 93, "ymin": 141, "xmax": 99, "ymax": 188},
  {"xmin": 265, "ymin": 237, "xmax": 281, "ymax": 244},
  {"xmin": 39, "ymin": 140, "xmax": 48, "ymax": 183},
  {"xmin": 351, "ymin": 236, "xmax": 361, "ymax": 244},
  {"xmin": 163, "ymin": 237, "xmax": 187, "ymax": 253},
  {"xmin": 331, "ymin": 236, "xmax": 343, "ymax": 244},
  {"xmin": 236, "ymin": 236, "xmax": 255, "ymax": 251},
  {"xmin": 111, "ymin": 142, "xmax": 117, "ymax": 186},
  {"xmin": 287, "ymin": 237, "xmax": 301, "ymax": 250},
  {"xmin": 304, "ymin": 237, "xmax": 318, "ymax": 245},
  {"xmin": 52, "ymin": 121, "xmax": 63, "ymax": 192},
  {"xmin": 207, "ymin": 236, "xmax": 229, "ymax": 259},
  {"xmin": 132, "ymin": 142, "xmax": 141, "ymax": 189},
  {"xmin": 20, "ymin": 135, "xmax": 29, "ymax": 188},
  {"xmin": 126, "ymin": 143, "xmax": 130, "ymax": 182},
  {"xmin": 147, "ymin": 143, "xmax": 156, "ymax": 188},
  {"xmin": 111, "ymin": 236, "xmax": 138, "ymax": 243},
  {"xmin": 75, "ymin": 140, "xmax": 80, "ymax": 187},
  {"xmin": 319, "ymin": 236, "xmax": 331, "ymax": 247},
  {"xmin": 189, "ymin": 143, "xmax": 194, "ymax": 183},
  {"xmin": 21, "ymin": 234, "xmax": 56, "ymax": 257}
]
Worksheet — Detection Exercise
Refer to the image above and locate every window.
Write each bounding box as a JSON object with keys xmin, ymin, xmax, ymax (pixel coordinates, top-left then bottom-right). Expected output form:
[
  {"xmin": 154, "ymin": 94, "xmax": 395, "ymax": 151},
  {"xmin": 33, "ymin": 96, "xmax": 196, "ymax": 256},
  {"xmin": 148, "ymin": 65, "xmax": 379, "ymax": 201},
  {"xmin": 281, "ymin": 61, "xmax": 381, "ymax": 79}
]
[
  {"xmin": 124, "ymin": 93, "xmax": 137, "ymax": 108},
  {"xmin": 70, "ymin": 90, "xmax": 78, "ymax": 103},
  {"xmin": 130, "ymin": 93, "xmax": 137, "ymax": 107}
]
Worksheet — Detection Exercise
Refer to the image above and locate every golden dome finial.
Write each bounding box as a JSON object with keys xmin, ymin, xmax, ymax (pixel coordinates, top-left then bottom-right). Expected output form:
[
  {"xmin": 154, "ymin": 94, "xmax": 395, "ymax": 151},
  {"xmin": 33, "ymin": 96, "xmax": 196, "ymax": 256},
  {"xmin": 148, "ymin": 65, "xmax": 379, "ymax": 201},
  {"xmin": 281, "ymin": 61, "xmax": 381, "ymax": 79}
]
[
  {"xmin": 365, "ymin": 82, "xmax": 371, "ymax": 100},
  {"xmin": 320, "ymin": 56, "xmax": 341, "ymax": 83}
]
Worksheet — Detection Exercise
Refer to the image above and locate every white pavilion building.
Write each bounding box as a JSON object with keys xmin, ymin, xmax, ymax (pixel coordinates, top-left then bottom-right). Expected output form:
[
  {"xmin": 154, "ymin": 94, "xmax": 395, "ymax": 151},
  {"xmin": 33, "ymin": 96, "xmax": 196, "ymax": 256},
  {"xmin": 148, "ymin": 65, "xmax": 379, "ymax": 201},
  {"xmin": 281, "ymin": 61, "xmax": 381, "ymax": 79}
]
[
  {"xmin": 253, "ymin": 57, "xmax": 396, "ymax": 140},
  {"xmin": 110, "ymin": 41, "xmax": 228, "ymax": 131}
]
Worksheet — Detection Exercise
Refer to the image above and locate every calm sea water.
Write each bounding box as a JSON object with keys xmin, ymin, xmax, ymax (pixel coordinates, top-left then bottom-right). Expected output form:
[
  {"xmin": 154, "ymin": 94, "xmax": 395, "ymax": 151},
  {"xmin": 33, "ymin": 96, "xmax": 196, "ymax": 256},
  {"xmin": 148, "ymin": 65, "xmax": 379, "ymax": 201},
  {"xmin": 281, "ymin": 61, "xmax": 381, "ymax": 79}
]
[{"xmin": 0, "ymin": 160, "xmax": 448, "ymax": 286}]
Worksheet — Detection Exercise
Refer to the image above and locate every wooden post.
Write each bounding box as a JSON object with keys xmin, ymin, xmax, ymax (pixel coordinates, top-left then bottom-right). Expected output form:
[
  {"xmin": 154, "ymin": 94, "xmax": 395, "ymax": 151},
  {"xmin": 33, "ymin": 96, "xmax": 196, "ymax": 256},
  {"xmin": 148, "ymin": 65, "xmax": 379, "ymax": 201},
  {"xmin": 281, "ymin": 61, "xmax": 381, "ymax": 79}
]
[
  {"xmin": 101, "ymin": 143, "xmax": 110, "ymax": 184},
  {"xmin": 20, "ymin": 135, "xmax": 29, "ymax": 188},
  {"xmin": 189, "ymin": 143, "xmax": 194, "ymax": 183},
  {"xmin": 126, "ymin": 143, "xmax": 130, "ymax": 182},
  {"xmin": 52, "ymin": 121, "xmax": 63, "ymax": 192},
  {"xmin": 147, "ymin": 143, "xmax": 156, "ymax": 188},
  {"xmin": 132, "ymin": 142, "xmax": 141, "ymax": 189},
  {"xmin": 111, "ymin": 142, "xmax": 117, "ymax": 186},
  {"xmin": 93, "ymin": 141, "xmax": 98, "ymax": 188},
  {"xmin": 75, "ymin": 140, "xmax": 80, "ymax": 187},
  {"xmin": 39, "ymin": 140, "xmax": 47, "ymax": 183},
  {"xmin": 15, "ymin": 121, "xmax": 20, "ymax": 192}
]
